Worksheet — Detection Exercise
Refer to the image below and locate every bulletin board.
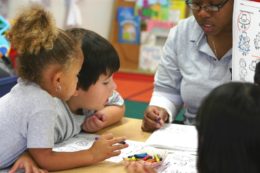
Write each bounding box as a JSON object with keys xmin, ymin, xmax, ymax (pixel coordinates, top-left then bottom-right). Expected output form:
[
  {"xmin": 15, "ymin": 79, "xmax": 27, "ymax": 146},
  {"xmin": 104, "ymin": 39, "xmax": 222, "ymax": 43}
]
[{"xmin": 109, "ymin": 0, "xmax": 140, "ymax": 70}]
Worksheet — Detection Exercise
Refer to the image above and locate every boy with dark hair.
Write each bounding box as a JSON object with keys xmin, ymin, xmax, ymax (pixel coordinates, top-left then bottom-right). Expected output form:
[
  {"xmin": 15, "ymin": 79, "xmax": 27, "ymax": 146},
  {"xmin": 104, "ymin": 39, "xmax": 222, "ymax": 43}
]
[{"xmin": 64, "ymin": 28, "xmax": 125, "ymax": 133}]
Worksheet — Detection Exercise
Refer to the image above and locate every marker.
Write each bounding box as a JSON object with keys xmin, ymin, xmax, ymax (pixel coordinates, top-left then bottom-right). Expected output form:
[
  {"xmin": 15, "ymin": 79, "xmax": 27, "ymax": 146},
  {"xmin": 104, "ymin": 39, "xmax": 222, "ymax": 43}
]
[
  {"xmin": 154, "ymin": 154, "xmax": 160, "ymax": 162},
  {"xmin": 142, "ymin": 155, "xmax": 152, "ymax": 161},
  {"xmin": 119, "ymin": 141, "xmax": 126, "ymax": 144},
  {"xmin": 156, "ymin": 117, "xmax": 161, "ymax": 123},
  {"xmin": 156, "ymin": 109, "xmax": 163, "ymax": 126}
]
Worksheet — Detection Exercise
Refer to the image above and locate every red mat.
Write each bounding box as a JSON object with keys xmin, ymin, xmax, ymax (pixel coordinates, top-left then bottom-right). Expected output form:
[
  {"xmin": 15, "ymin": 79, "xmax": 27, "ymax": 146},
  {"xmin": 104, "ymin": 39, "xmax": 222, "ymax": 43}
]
[{"xmin": 114, "ymin": 72, "xmax": 154, "ymax": 103}]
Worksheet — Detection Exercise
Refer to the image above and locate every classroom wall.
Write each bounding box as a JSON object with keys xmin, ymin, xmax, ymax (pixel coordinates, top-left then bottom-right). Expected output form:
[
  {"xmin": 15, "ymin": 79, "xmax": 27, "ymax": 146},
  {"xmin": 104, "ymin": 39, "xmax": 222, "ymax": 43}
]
[{"xmin": 7, "ymin": 0, "xmax": 114, "ymax": 39}]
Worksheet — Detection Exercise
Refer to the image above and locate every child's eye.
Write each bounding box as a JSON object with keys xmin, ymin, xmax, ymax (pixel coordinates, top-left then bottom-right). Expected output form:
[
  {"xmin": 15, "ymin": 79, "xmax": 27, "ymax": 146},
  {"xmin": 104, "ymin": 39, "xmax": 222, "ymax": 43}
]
[{"xmin": 103, "ymin": 82, "xmax": 109, "ymax": 85}]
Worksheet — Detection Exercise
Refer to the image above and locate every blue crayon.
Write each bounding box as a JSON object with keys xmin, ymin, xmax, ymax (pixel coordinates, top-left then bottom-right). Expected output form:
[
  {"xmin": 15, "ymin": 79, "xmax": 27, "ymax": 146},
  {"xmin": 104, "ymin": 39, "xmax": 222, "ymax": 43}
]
[{"xmin": 134, "ymin": 153, "xmax": 148, "ymax": 158}]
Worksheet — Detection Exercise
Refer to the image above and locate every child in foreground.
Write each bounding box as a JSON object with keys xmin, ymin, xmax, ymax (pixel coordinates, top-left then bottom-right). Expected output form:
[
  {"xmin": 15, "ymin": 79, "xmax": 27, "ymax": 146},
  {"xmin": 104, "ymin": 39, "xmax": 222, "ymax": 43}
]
[
  {"xmin": 9, "ymin": 28, "xmax": 127, "ymax": 173},
  {"xmin": 0, "ymin": 4, "xmax": 127, "ymax": 172}
]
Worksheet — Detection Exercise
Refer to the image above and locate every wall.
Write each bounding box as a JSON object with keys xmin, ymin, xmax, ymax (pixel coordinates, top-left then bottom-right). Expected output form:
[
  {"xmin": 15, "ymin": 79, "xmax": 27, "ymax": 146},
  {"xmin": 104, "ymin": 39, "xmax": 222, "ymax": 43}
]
[{"xmin": 7, "ymin": 0, "xmax": 114, "ymax": 39}]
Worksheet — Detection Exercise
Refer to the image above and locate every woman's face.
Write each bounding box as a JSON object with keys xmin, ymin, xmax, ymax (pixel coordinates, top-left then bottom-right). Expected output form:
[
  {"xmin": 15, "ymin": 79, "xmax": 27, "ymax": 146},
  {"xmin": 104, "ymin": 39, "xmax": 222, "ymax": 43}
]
[{"xmin": 192, "ymin": 0, "xmax": 234, "ymax": 36}]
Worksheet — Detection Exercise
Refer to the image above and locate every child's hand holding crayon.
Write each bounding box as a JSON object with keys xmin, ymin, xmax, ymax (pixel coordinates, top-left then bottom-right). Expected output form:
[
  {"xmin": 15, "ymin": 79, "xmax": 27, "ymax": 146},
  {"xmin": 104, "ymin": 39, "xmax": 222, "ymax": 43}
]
[{"xmin": 88, "ymin": 133, "xmax": 128, "ymax": 163}]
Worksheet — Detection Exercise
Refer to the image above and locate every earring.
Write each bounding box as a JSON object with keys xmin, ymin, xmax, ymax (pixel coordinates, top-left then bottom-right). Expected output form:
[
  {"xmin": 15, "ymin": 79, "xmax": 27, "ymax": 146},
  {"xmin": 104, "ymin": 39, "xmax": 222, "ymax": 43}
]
[{"xmin": 56, "ymin": 83, "xmax": 62, "ymax": 92}]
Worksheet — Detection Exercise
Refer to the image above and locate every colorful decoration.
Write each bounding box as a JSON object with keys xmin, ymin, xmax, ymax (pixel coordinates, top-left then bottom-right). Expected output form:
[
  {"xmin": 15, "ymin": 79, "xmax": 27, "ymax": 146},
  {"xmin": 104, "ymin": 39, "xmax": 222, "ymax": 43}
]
[{"xmin": 0, "ymin": 15, "xmax": 10, "ymax": 58}]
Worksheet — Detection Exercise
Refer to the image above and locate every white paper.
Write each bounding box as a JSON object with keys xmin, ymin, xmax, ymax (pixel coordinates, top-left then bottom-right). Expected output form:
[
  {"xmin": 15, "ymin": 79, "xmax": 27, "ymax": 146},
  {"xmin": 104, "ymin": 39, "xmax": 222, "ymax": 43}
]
[
  {"xmin": 145, "ymin": 124, "xmax": 198, "ymax": 153},
  {"xmin": 52, "ymin": 131, "xmax": 197, "ymax": 172},
  {"xmin": 232, "ymin": 0, "xmax": 260, "ymax": 82},
  {"xmin": 53, "ymin": 133, "xmax": 147, "ymax": 163},
  {"xmin": 53, "ymin": 133, "xmax": 98, "ymax": 152},
  {"xmin": 157, "ymin": 151, "xmax": 197, "ymax": 173}
]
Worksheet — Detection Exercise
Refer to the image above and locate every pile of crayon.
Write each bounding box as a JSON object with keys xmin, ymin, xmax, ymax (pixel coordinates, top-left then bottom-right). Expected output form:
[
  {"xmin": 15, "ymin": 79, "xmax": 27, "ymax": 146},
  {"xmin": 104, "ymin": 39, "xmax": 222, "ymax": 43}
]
[{"xmin": 124, "ymin": 152, "xmax": 162, "ymax": 163}]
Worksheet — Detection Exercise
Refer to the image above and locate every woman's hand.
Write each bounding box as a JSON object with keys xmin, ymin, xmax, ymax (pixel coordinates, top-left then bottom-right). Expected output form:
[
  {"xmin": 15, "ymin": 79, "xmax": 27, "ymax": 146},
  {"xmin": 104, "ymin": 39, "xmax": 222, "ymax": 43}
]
[{"xmin": 142, "ymin": 106, "xmax": 169, "ymax": 132}]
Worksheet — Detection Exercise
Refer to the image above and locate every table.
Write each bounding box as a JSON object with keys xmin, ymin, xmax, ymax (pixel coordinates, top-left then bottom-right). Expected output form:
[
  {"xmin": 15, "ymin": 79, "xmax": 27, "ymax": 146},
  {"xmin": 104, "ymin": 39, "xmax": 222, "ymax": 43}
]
[{"xmin": 53, "ymin": 117, "xmax": 151, "ymax": 173}]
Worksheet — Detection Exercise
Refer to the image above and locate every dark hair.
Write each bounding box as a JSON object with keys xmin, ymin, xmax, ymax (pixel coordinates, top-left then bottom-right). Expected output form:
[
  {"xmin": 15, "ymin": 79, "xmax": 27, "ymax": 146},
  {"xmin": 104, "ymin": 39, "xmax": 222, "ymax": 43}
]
[
  {"xmin": 66, "ymin": 28, "xmax": 120, "ymax": 90},
  {"xmin": 196, "ymin": 82, "xmax": 260, "ymax": 173},
  {"xmin": 254, "ymin": 62, "xmax": 260, "ymax": 85},
  {"xmin": 8, "ymin": 4, "xmax": 81, "ymax": 85}
]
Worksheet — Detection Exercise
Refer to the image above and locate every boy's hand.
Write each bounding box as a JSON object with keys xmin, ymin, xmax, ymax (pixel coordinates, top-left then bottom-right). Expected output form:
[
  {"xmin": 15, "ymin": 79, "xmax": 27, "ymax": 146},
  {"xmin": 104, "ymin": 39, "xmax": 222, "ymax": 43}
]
[
  {"xmin": 142, "ymin": 106, "xmax": 169, "ymax": 132},
  {"xmin": 9, "ymin": 152, "xmax": 48, "ymax": 173},
  {"xmin": 82, "ymin": 112, "xmax": 105, "ymax": 133},
  {"xmin": 88, "ymin": 133, "xmax": 128, "ymax": 162}
]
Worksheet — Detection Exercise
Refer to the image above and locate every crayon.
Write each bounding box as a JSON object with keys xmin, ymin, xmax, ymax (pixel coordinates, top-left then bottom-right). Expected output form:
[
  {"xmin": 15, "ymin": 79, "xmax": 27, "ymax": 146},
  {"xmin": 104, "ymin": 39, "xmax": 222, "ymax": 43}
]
[
  {"xmin": 154, "ymin": 154, "xmax": 160, "ymax": 162},
  {"xmin": 119, "ymin": 141, "xmax": 126, "ymax": 144},
  {"xmin": 142, "ymin": 155, "xmax": 152, "ymax": 161},
  {"xmin": 134, "ymin": 153, "xmax": 148, "ymax": 158}
]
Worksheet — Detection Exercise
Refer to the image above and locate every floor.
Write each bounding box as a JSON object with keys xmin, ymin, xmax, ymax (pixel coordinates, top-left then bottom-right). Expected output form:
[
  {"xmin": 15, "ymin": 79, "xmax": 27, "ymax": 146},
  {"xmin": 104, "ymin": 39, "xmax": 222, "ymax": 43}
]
[{"xmin": 114, "ymin": 71, "xmax": 185, "ymax": 121}]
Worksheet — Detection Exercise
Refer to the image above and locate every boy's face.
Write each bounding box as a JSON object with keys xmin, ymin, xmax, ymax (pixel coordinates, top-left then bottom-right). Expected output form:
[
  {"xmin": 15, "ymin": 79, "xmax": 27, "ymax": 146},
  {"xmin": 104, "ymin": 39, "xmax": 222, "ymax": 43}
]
[{"xmin": 76, "ymin": 74, "xmax": 117, "ymax": 110}]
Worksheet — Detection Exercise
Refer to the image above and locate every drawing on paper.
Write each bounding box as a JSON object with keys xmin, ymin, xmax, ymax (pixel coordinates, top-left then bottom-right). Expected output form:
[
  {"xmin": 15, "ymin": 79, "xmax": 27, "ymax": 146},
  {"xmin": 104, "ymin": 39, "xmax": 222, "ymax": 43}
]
[
  {"xmin": 249, "ymin": 59, "xmax": 260, "ymax": 71},
  {"xmin": 237, "ymin": 12, "xmax": 251, "ymax": 31},
  {"xmin": 254, "ymin": 32, "xmax": 260, "ymax": 50},
  {"xmin": 239, "ymin": 58, "xmax": 247, "ymax": 81},
  {"xmin": 238, "ymin": 31, "xmax": 250, "ymax": 56}
]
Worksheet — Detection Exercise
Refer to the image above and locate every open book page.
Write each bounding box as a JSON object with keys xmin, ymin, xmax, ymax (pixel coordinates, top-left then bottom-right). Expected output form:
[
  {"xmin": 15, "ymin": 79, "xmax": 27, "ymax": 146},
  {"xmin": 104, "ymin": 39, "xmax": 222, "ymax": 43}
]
[
  {"xmin": 53, "ymin": 133, "xmax": 147, "ymax": 163},
  {"xmin": 53, "ymin": 133, "xmax": 98, "ymax": 152},
  {"xmin": 145, "ymin": 124, "xmax": 198, "ymax": 153},
  {"xmin": 52, "ymin": 132, "xmax": 197, "ymax": 172},
  {"xmin": 158, "ymin": 151, "xmax": 197, "ymax": 173},
  {"xmin": 106, "ymin": 140, "xmax": 147, "ymax": 163}
]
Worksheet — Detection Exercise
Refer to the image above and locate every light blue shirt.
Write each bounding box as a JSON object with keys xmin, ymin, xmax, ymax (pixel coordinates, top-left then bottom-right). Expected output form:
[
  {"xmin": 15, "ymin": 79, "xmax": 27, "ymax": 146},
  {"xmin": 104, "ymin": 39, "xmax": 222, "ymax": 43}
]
[{"xmin": 149, "ymin": 16, "xmax": 232, "ymax": 124}]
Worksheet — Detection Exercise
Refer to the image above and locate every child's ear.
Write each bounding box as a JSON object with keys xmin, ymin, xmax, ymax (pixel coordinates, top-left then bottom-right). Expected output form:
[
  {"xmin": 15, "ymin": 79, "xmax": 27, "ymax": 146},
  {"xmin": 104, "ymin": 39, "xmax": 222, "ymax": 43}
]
[{"xmin": 52, "ymin": 70, "xmax": 63, "ymax": 93}]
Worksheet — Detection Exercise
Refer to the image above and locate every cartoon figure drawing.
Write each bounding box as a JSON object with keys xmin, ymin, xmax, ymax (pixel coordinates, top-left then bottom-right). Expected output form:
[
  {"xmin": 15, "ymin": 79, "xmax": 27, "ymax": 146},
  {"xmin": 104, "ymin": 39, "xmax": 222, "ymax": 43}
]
[
  {"xmin": 238, "ymin": 12, "xmax": 251, "ymax": 31},
  {"xmin": 238, "ymin": 32, "xmax": 250, "ymax": 56},
  {"xmin": 239, "ymin": 58, "xmax": 247, "ymax": 81},
  {"xmin": 249, "ymin": 60, "xmax": 260, "ymax": 71},
  {"xmin": 254, "ymin": 32, "xmax": 260, "ymax": 50}
]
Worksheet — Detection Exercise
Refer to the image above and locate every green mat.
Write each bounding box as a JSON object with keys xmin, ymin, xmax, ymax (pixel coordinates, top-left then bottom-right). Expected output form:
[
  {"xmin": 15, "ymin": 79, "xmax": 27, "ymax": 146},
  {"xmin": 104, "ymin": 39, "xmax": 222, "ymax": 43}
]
[
  {"xmin": 125, "ymin": 100, "xmax": 147, "ymax": 119},
  {"xmin": 124, "ymin": 100, "xmax": 185, "ymax": 121}
]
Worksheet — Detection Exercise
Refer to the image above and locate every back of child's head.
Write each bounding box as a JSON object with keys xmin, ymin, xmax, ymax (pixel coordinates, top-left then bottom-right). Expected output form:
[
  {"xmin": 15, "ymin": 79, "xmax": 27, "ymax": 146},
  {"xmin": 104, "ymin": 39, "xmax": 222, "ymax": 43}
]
[
  {"xmin": 254, "ymin": 62, "xmax": 260, "ymax": 85},
  {"xmin": 8, "ymin": 4, "xmax": 81, "ymax": 85},
  {"xmin": 196, "ymin": 82, "xmax": 260, "ymax": 173},
  {"xmin": 66, "ymin": 28, "xmax": 120, "ymax": 90}
]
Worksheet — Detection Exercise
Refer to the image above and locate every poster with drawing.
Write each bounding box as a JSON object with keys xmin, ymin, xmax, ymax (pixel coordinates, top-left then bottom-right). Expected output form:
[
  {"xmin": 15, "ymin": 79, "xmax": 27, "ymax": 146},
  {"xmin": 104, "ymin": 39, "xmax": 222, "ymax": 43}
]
[{"xmin": 232, "ymin": 0, "xmax": 260, "ymax": 82}]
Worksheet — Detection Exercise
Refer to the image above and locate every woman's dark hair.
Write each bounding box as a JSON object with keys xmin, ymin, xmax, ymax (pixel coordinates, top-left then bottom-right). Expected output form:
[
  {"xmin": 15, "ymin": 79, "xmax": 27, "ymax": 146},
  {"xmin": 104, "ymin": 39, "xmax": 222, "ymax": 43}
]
[
  {"xmin": 66, "ymin": 28, "xmax": 120, "ymax": 90},
  {"xmin": 196, "ymin": 82, "xmax": 260, "ymax": 173},
  {"xmin": 254, "ymin": 62, "xmax": 260, "ymax": 85}
]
